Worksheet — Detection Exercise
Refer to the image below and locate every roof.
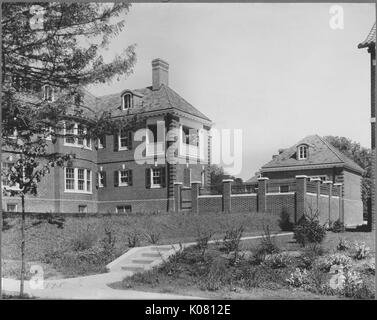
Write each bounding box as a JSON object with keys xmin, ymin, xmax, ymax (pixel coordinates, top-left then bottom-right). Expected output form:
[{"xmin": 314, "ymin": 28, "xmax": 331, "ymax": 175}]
[
  {"xmin": 87, "ymin": 84, "xmax": 211, "ymax": 123},
  {"xmin": 358, "ymin": 23, "xmax": 376, "ymax": 49},
  {"xmin": 261, "ymin": 135, "xmax": 364, "ymax": 175}
]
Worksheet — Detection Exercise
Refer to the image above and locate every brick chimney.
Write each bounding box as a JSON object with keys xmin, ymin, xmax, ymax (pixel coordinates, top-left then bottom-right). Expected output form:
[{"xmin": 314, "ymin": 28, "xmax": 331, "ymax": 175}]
[{"xmin": 152, "ymin": 58, "xmax": 169, "ymax": 90}]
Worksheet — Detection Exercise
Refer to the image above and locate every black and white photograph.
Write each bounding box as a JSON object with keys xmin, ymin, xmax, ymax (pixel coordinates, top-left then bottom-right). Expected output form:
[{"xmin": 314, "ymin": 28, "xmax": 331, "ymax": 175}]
[{"xmin": 0, "ymin": 1, "xmax": 376, "ymax": 303}]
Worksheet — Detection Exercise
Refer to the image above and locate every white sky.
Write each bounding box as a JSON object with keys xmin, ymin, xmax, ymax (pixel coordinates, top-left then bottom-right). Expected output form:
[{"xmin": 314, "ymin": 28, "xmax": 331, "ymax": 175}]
[{"xmin": 88, "ymin": 3, "xmax": 376, "ymax": 180}]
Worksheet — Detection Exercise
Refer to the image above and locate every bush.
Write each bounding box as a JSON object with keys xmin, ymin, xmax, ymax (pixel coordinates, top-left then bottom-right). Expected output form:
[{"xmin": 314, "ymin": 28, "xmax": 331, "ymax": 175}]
[
  {"xmin": 199, "ymin": 258, "xmax": 227, "ymax": 291},
  {"xmin": 293, "ymin": 211, "xmax": 326, "ymax": 247},
  {"xmin": 127, "ymin": 229, "xmax": 141, "ymax": 248},
  {"xmin": 319, "ymin": 253, "xmax": 352, "ymax": 272},
  {"xmin": 336, "ymin": 238, "xmax": 351, "ymax": 251},
  {"xmin": 352, "ymin": 242, "xmax": 370, "ymax": 260},
  {"xmin": 331, "ymin": 219, "xmax": 345, "ymax": 233},
  {"xmin": 70, "ymin": 227, "xmax": 98, "ymax": 252},
  {"xmin": 263, "ymin": 253, "xmax": 291, "ymax": 269},
  {"xmin": 252, "ymin": 226, "xmax": 280, "ymax": 264},
  {"xmin": 195, "ymin": 228, "xmax": 214, "ymax": 258},
  {"xmin": 286, "ymin": 268, "xmax": 311, "ymax": 289},
  {"xmin": 278, "ymin": 209, "xmax": 293, "ymax": 231}
]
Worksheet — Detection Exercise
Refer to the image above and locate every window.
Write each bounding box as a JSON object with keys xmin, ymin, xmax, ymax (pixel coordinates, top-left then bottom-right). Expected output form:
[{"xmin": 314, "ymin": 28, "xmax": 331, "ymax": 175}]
[
  {"xmin": 65, "ymin": 168, "xmax": 75, "ymax": 190},
  {"xmin": 122, "ymin": 93, "xmax": 132, "ymax": 110},
  {"xmin": 152, "ymin": 168, "xmax": 161, "ymax": 187},
  {"xmin": 119, "ymin": 170, "xmax": 129, "ymax": 186},
  {"xmin": 182, "ymin": 126, "xmax": 199, "ymax": 146},
  {"xmin": 64, "ymin": 168, "xmax": 92, "ymax": 193},
  {"xmin": 78, "ymin": 205, "xmax": 87, "ymax": 213},
  {"xmin": 98, "ymin": 172, "xmax": 106, "ymax": 188},
  {"xmin": 119, "ymin": 129, "xmax": 129, "ymax": 150},
  {"xmin": 64, "ymin": 122, "xmax": 91, "ymax": 149},
  {"xmin": 309, "ymin": 176, "xmax": 328, "ymax": 182},
  {"xmin": 297, "ymin": 145, "xmax": 308, "ymax": 160},
  {"xmin": 148, "ymin": 124, "xmax": 158, "ymax": 143},
  {"xmin": 98, "ymin": 136, "xmax": 105, "ymax": 149},
  {"xmin": 43, "ymin": 85, "xmax": 53, "ymax": 102},
  {"xmin": 7, "ymin": 204, "xmax": 17, "ymax": 212},
  {"xmin": 279, "ymin": 185, "xmax": 290, "ymax": 193},
  {"xmin": 116, "ymin": 205, "xmax": 132, "ymax": 213},
  {"xmin": 115, "ymin": 169, "xmax": 132, "ymax": 187}
]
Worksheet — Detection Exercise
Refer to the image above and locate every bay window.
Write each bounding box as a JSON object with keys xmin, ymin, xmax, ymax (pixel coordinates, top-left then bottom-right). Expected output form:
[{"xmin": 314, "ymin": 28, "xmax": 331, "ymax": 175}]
[{"xmin": 64, "ymin": 168, "xmax": 92, "ymax": 193}]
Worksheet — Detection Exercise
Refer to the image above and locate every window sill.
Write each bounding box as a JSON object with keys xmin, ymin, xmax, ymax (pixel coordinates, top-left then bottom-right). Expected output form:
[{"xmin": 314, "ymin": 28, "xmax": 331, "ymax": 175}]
[
  {"xmin": 118, "ymin": 184, "xmax": 130, "ymax": 187},
  {"xmin": 64, "ymin": 190, "xmax": 92, "ymax": 194},
  {"xmin": 150, "ymin": 185, "xmax": 162, "ymax": 189},
  {"xmin": 64, "ymin": 142, "xmax": 92, "ymax": 150},
  {"xmin": 118, "ymin": 147, "xmax": 129, "ymax": 151}
]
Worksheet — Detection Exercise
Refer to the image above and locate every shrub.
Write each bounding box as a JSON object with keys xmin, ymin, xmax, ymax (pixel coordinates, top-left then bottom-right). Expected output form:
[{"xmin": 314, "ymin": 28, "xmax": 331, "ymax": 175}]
[
  {"xmin": 286, "ymin": 268, "xmax": 311, "ymax": 289},
  {"xmin": 352, "ymin": 242, "xmax": 370, "ymax": 260},
  {"xmin": 222, "ymin": 225, "xmax": 244, "ymax": 254},
  {"xmin": 263, "ymin": 253, "xmax": 291, "ymax": 269},
  {"xmin": 278, "ymin": 208, "xmax": 293, "ymax": 231},
  {"xmin": 296, "ymin": 245, "xmax": 325, "ymax": 270},
  {"xmin": 336, "ymin": 238, "xmax": 351, "ymax": 251},
  {"xmin": 319, "ymin": 253, "xmax": 352, "ymax": 272},
  {"xmin": 199, "ymin": 258, "xmax": 227, "ymax": 291},
  {"xmin": 70, "ymin": 227, "xmax": 98, "ymax": 252},
  {"xmin": 251, "ymin": 226, "xmax": 280, "ymax": 264},
  {"xmin": 331, "ymin": 219, "xmax": 345, "ymax": 233},
  {"xmin": 127, "ymin": 229, "xmax": 141, "ymax": 248},
  {"xmin": 341, "ymin": 270, "xmax": 374, "ymax": 299},
  {"xmin": 144, "ymin": 230, "xmax": 161, "ymax": 245},
  {"xmin": 362, "ymin": 261, "xmax": 375, "ymax": 275},
  {"xmin": 195, "ymin": 228, "xmax": 214, "ymax": 257},
  {"xmin": 293, "ymin": 211, "xmax": 326, "ymax": 247}
]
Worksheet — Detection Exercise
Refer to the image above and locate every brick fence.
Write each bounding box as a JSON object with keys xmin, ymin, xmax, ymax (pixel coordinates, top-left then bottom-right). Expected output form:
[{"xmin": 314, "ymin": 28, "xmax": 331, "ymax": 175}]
[{"xmin": 173, "ymin": 175, "xmax": 363, "ymax": 227}]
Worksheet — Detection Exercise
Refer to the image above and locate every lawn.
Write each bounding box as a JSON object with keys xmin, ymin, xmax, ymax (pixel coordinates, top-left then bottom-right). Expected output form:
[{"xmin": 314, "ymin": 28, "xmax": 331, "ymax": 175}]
[
  {"xmin": 110, "ymin": 230, "xmax": 375, "ymax": 300},
  {"xmin": 1, "ymin": 211, "xmax": 280, "ymax": 279}
]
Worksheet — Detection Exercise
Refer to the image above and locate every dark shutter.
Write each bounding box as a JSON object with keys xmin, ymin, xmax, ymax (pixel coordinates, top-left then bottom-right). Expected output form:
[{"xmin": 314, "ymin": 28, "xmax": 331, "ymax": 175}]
[
  {"xmin": 114, "ymin": 171, "xmax": 119, "ymax": 187},
  {"xmin": 145, "ymin": 168, "xmax": 151, "ymax": 189},
  {"xmin": 128, "ymin": 170, "xmax": 133, "ymax": 186},
  {"xmin": 161, "ymin": 166, "xmax": 166, "ymax": 188},
  {"xmin": 96, "ymin": 171, "xmax": 99, "ymax": 189},
  {"xmin": 103, "ymin": 171, "xmax": 107, "ymax": 187},
  {"xmin": 113, "ymin": 134, "xmax": 119, "ymax": 152},
  {"xmin": 128, "ymin": 131, "xmax": 133, "ymax": 150},
  {"xmin": 102, "ymin": 136, "xmax": 106, "ymax": 148}
]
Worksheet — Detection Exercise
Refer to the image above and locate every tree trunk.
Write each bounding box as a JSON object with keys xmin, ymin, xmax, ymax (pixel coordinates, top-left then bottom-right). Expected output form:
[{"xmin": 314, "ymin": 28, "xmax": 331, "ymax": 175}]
[{"xmin": 20, "ymin": 194, "xmax": 26, "ymax": 297}]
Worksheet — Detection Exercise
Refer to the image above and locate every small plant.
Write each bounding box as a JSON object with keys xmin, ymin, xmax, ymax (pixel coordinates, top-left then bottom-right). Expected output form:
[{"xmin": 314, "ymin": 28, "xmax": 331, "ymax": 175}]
[
  {"xmin": 319, "ymin": 253, "xmax": 352, "ymax": 272},
  {"xmin": 331, "ymin": 219, "xmax": 345, "ymax": 233},
  {"xmin": 144, "ymin": 230, "xmax": 161, "ymax": 245},
  {"xmin": 286, "ymin": 268, "xmax": 311, "ymax": 289},
  {"xmin": 252, "ymin": 226, "xmax": 280, "ymax": 264},
  {"xmin": 195, "ymin": 228, "xmax": 214, "ymax": 258},
  {"xmin": 199, "ymin": 258, "xmax": 227, "ymax": 291},
  {"xmin": 278, "ymin": 208, "xmax": 293, "ymax": 231},
  {"xmin": 352, "ymin": 242, "xmax": 370, "ymax": 260},
  {"xmin": 71, "ymin": 226, "xmax": 98, "ymax": 252},
  {"xmin": 336, "ymin": 238, "xmax": 351, "ymax": 251},
  {"xmin": 222, "ymin": 225, "xmax": 244, "ymax": 265},
  {"xmin": 263, "ymin": 252, "xmax": 291, "ymax": 269},
  {"xmin": 293, "ymin": 209, "xmax": 326, "ymax": 247},
  {"xmin": 362, "ymin": 261, "xmax": 375, "ymax": 275},
  {"xmin": 127, "ymin": 229, "xmax": 141, "ymax": 248}
]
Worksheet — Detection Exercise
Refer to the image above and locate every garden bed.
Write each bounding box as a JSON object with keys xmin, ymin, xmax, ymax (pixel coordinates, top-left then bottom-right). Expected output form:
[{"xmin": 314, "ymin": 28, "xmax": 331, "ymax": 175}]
[
  {"xmin": 110, "ymin": 231, "xmax": 375, "ymax": 300},
  {"xmin": 2, "ymin": 211, "xmax": 280, "ymax": 279}
]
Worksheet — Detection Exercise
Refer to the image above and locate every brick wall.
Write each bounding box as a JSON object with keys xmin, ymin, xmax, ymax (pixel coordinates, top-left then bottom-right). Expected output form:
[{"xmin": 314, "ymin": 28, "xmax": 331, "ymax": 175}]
[{"xmin": 231, "ymin": 195, "xmax": 257, "ymax": 212}]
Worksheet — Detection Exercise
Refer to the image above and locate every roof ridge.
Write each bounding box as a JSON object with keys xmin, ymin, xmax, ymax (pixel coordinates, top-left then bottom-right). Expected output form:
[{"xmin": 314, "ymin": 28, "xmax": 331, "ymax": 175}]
[
  {"xmin": 162, "ymin": 84, "xmax": 174, "ymax": 109},
  {"xmin": 318, "ymin": 135, "xmax": 344, "ymax": 163}
]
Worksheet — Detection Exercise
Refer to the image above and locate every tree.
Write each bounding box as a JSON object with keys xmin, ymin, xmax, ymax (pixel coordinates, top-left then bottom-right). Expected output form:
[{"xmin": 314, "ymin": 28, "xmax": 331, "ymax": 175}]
[
  {"xmin": 1, "ymin": 3, "xmax": 136, "ymax": 297},
  {"xmin": 324, "ymin": 136, "xmax": 372, "ymax": 226}
]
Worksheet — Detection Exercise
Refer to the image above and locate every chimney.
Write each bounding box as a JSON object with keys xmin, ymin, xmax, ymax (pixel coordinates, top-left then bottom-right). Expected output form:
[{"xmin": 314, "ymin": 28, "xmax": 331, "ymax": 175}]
[{"xmin": 152, "ymin": 58, "xmax": 169, "ymax": 90}]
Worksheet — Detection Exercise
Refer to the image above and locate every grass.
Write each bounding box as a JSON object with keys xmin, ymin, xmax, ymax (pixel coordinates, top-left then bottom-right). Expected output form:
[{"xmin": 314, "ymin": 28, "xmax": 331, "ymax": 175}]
[
  {"xmin": 2, "ymin": 211, "xmax": 280, "ymax": 279},
  {"xmin": 110, "ymin": 231, "xmax": 375, "ymax": 300}
]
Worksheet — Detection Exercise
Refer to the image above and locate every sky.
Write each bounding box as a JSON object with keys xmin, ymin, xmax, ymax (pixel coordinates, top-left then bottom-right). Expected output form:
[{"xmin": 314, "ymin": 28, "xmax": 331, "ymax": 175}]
[{"xmin": 88, "ymin": 3, "xmax": 376, "ymax": 180}]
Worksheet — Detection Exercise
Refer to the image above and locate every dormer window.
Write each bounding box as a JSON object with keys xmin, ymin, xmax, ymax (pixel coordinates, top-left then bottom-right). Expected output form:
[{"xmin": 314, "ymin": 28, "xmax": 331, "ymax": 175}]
[
  {"xmin": 297, "ymin": 145, "xmax": 308, "ymax": 160},
  {"xmin": 43, "ymin": 85, "xmax": 53, "ymax": 102},
  {"xmin": 122, "ymin": 93, "xmax": 132, "ymax": 110}
]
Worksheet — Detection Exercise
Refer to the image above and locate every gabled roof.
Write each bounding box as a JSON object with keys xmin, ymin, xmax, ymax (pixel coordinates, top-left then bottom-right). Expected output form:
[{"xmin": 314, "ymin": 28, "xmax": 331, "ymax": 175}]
[
  {"xmin": 261, "ymin": 135, "xmax": 364, "ymax": 175},
  {"xmin": 88, "ymin": 84, "xmax": 211, "ymax": 123},
  {"xmin": 358, "ymin": 23, "xmax": 376, "ymax": 49}
]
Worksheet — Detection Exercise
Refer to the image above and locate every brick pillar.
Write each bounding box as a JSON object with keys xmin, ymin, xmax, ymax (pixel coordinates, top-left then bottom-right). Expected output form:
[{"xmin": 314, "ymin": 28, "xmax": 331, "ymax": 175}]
[
  {"xmin": 295, "ymin": 175, "xmax": 308, "ymax": 222},
  {"xmin": 191, "ymin": 181, "xmax": 201, "ymax": 214},
  {"xmin": 174, "ymin": 182, "xmax": 182, "ymax": 213},
  {"xmin": 334, "ymin": 183, "xmax": 344, "ymax": 224},
  {"xmin": 323, "ymin": 181, "xmax": 333, "ymax": 226},
  {"xmin": 222, "ymin": 179, "xmax": 233, "ymax": 213},
  {"xmin": 311, "ymin": 178, "xmax": 321, "ymax": 211},
  {"xmin": 257, "ymin": 177, "xmax": 269, "ymax": 213}
]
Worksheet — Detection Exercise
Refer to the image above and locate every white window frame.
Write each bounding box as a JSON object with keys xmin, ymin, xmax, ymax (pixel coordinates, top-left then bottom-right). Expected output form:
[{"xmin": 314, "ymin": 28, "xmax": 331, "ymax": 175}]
[
  {"xmin": 64, "ymin": 168, "xmax": 92, "ymax": 194},
  {"xmin": 116, "ymin": 205, "xmax": 132, "ymax": 213},
  {"xmin": 297, "ymin": 145, "xmax": 308, "ymax": 160},
  {"xmin": 63, "ymin": 122, "xmax": 92, "ymax": 150},
  {"xmin": 178, "ymin": 123, "xmax": 203, "ymax": 159},
  {"xmin": 119, "ymin": 170, "xmax": 130, "ymax": 187},
  {"xmin": 151, "ymin": 167, "xmax": 162, "ymax": 188},
  {"xmin": 98, "ymin": 137, "xmax": 104, "ymax": 149},
  {"xmin": 122, "ymin": 93, "xmax": 133, "ymax": 110},
  {"xmin": 309, "ymin": 175, "xmax": 328, "ymax": 182},
  {"xmin": 43, "ymin": 85, "xmax": 54, "ymax": 102},
  {"xmin": 146, "ymin": 120, "xmax": 165, "ymax": 156},
  {"xmin": 118, "ymin": 130, "xmax": 129, "ymax": 151},
  {"xmin": 98, "ymin": 172, "xmax": 105, "ymax": 188}
]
